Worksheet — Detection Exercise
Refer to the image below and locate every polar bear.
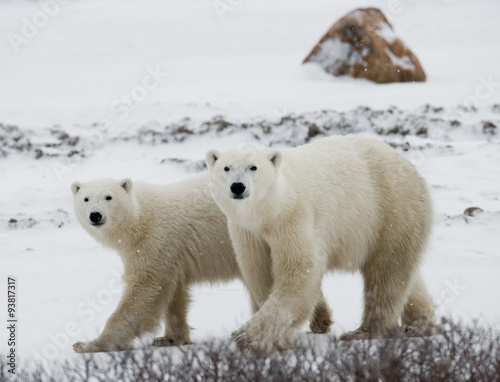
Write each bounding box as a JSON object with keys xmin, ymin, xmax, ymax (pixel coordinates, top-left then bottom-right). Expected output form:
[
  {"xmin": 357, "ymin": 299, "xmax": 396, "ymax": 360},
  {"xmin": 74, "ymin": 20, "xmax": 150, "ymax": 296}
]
[
  {"xmin": 71, "ymin": 174, "xmax": 332, "ymax": 353},
  {"xmin": 206, "ymin": 135, "xmax": 434, "ymax": 351}
]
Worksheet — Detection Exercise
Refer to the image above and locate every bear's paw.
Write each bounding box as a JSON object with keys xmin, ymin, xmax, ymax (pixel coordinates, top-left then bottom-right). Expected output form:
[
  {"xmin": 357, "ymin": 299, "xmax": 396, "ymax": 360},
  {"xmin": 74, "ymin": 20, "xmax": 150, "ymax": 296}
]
[{"xmin": 152, "ymin": 336, "xmax": 193, "ymax": 347}]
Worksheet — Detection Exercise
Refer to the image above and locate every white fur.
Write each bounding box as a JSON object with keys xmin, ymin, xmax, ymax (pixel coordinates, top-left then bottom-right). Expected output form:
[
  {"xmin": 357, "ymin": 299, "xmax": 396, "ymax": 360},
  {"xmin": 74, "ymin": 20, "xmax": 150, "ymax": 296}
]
[
  {"xmin": 206, "ymin": 135, "xmax": 434, "ymax": 351},
  {"xmin": 71, "ymin": 174, "xmax": 333, "ymax": 353}
]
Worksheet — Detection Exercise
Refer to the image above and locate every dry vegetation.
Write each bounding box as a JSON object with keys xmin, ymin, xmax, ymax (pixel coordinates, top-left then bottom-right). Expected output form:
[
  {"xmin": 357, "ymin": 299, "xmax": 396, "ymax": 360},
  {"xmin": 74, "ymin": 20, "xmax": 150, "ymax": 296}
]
[{"xmin": 2, "ymin": 318, "xmax": 499, "ymax": 382}]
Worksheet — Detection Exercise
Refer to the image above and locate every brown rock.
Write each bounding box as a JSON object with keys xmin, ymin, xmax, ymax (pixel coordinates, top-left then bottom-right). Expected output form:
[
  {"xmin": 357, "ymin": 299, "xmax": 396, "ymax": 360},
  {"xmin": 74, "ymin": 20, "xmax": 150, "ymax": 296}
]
[
  {"xmin": 303, "ymin": 8, "xmax": 426, "ymax": 84},
  {"xmin": 463, "ymin": 207, "xmax": 484, "ymax": 217}
]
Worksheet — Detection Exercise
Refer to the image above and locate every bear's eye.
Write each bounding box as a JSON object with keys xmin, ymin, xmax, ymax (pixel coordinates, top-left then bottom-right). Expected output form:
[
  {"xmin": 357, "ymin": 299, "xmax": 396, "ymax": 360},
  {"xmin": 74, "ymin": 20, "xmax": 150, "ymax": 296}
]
[
  {"xmin": 250, "ymin": 166, "xmax": 257, "ymax": 171},
  {"xmin": 224, "ymin": 166, "xmax": 230, "ymax": 172},
  {"xmin": 84, "ymin": 197, "xmax": 89, "ymax": 202},
  {"xmin": 105, "ymin": 196, "xmax": 112, "ymax": 201}
]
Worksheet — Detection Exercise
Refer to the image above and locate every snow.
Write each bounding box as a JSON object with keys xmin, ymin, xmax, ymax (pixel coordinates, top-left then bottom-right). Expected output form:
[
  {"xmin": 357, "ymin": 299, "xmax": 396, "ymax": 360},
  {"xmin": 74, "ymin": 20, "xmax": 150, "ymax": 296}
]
[
  {"xmin": 0, "ymin": 0, "xmax": 499, "ymax": 369},
  {"xmin": 385, "ymin": 47, "xmax": 415, "ymax": 70},
  {"xmin": 376, "ymin": 21, "xmax": 397, "ymax": 44},
  {"xmin": 306, "ymin": 38, "xmax": 368, "ymax": 73}
]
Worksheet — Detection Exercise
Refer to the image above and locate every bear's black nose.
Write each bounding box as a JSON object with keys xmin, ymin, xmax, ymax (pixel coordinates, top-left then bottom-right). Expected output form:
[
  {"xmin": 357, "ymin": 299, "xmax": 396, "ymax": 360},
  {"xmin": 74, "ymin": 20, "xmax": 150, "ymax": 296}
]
[
  {"xmin": 230, "ymin": 182, "xmax": 246, "ymax": 196},
  {"xmin": 89, "ymin": 212, "xmax": 102, "ymax": 223}
]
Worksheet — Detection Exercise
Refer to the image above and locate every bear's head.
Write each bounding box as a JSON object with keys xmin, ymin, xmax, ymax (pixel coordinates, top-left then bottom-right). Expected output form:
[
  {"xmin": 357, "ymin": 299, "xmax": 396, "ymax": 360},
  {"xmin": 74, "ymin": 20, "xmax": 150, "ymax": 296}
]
[
  {"xmin": 71, "ymin": 178, "xmax": 135, "ymax": 238},
  {"xmin": 205, "ymin": 147, "xmax": 282, "ymax": 206}
]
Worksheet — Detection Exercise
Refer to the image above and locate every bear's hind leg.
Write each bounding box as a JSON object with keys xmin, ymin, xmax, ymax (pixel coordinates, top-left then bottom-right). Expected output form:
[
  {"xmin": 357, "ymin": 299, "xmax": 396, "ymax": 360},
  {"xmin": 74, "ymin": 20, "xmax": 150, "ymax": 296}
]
[
  {"xmin": 402, "ymin": 272, "xmax": 436, "ymax": 337},
  {"xmin": 341, "ymin": 251, "xmax": 416, "ymax": 341},
  {"xmin": 153, "ymin": 283, "xmax": 193, "ymax": 347},
  {"xmin": 309, "ymin": 291, "xmax": 333, "ymax": 334}
]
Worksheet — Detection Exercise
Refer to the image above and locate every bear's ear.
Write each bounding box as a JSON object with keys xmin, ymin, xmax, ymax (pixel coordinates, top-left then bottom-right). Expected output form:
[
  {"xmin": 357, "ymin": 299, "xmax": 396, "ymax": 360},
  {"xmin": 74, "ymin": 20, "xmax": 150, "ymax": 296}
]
[
  {"xmin": 71, "ymin": 181, "xmax": 82, "ymax": 195},
  {"xmin": 205, "ymin": 150, "xmax": 221, "ymax": 170},
  {"xmin": 269, "ymin": 150, "xmax": 282, "ymax": 168},
  {"xmin": 120, "ymin": 178, "xmax": 133, "ymax": 193}
]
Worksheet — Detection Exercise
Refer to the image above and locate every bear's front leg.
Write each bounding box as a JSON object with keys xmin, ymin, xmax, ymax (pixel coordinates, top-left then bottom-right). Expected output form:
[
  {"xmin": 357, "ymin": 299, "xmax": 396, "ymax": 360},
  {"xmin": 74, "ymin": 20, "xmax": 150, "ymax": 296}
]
[
  {"xmin": 73, "ymin": 336, "xmax": 133, "ymax": 353},
  {"xmin": 228, "ymin": 224, "xmax": 274, "ymax": 307},
  {"xmin": 232, "ymin": 295, "xmax": 296, "ymax": 353},
  {"xmin": 73, "ymin": 280, "xmax": 164, "ymax": 353},
  {"xmin": 232, "ymin": 225, "xmax": 325, "ymax": 353}
]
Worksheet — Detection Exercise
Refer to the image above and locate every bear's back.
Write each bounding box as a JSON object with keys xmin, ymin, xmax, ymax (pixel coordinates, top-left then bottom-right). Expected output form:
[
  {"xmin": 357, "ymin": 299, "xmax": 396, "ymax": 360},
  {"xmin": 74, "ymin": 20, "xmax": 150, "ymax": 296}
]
[
  {"xmin": 132, "ymin": 174, "xmax": 238, "ymax": 283},
  {"xmin": 278, "ymin": 135, "xmax": 432, "ymax": 269}
]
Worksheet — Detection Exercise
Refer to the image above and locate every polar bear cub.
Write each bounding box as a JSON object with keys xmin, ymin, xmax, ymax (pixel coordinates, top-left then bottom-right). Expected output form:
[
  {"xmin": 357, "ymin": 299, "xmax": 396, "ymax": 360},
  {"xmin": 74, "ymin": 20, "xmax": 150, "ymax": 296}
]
[
  {"xmin": 206, "ymin": 135, "xmax": 434, "ymax": 351},
  {"xmin": 71, "ymin": 174, "xmax": 332, "ymax": 352}
]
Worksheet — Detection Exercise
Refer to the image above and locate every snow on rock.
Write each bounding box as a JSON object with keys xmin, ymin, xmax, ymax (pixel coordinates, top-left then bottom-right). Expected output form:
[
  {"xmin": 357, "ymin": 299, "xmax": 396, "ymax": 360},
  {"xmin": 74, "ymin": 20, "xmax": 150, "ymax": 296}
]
[{"xmin": 303, "ymin": 8, "xmax": 426, "ymax": 84}]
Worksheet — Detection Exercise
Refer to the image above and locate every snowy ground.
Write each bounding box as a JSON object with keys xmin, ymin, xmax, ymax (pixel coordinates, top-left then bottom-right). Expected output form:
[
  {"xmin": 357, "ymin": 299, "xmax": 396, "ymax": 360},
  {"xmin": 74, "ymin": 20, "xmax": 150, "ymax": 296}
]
[{"xmin": 1, "ymin": 0, "xmax": 499, "ymax": 368}]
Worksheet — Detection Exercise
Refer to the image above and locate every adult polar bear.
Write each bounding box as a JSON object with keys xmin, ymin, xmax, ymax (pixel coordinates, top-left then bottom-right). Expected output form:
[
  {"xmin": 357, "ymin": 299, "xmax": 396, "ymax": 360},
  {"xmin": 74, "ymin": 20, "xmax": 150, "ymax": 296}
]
[
  {"xmin": 206, "ymin": 135, "xmax": 434, "ymax": 351},
  {"xmin": 71, "ymin": 175, "xmax": 332, "ymax": 353}
]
